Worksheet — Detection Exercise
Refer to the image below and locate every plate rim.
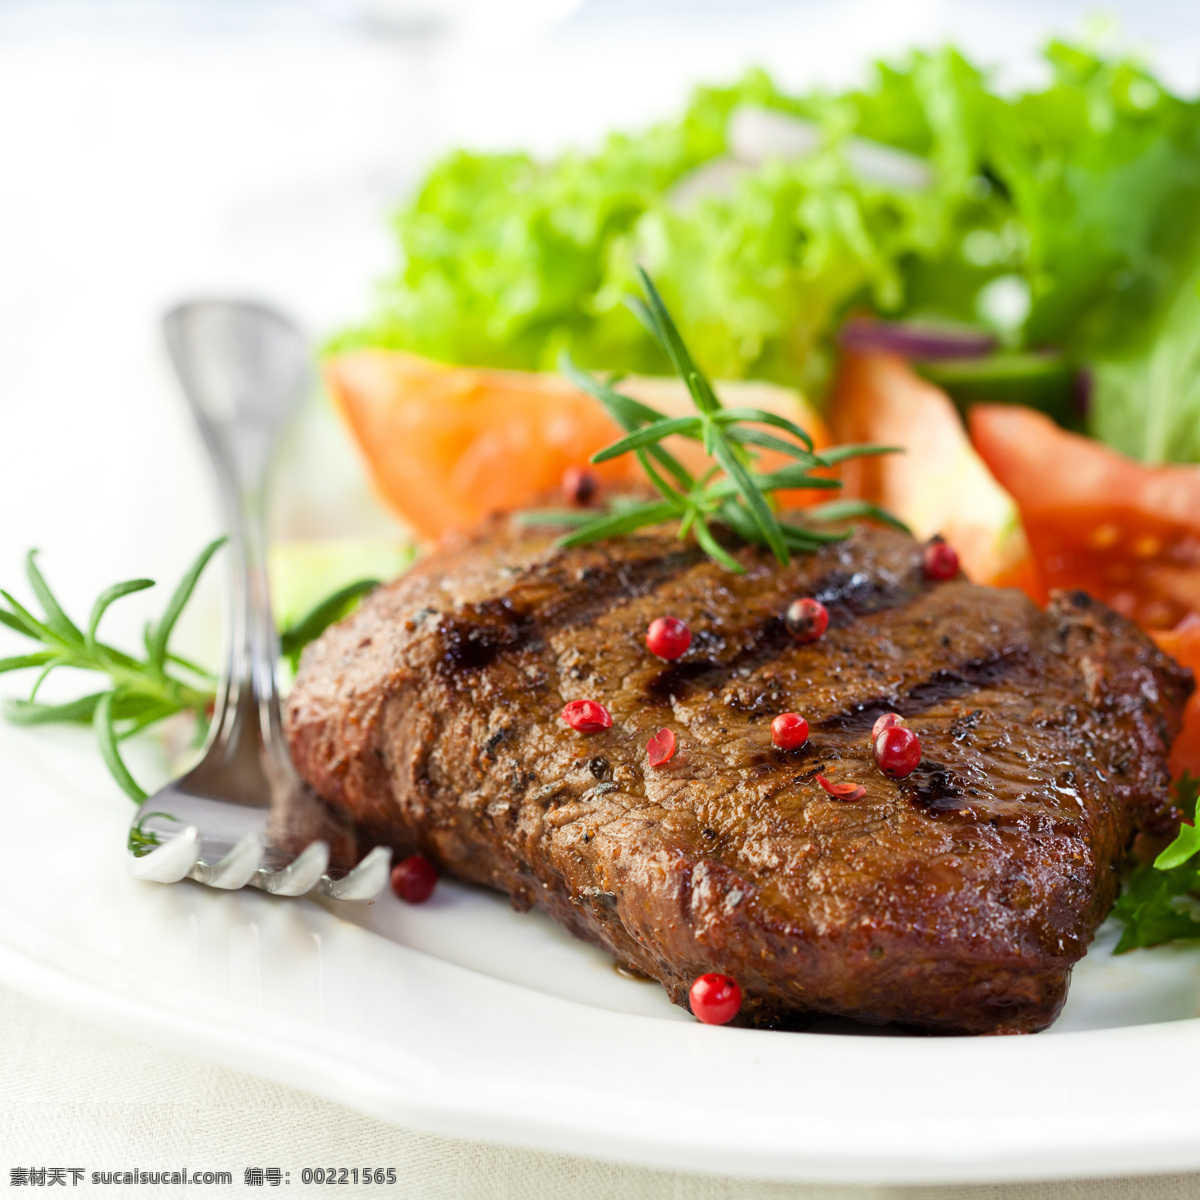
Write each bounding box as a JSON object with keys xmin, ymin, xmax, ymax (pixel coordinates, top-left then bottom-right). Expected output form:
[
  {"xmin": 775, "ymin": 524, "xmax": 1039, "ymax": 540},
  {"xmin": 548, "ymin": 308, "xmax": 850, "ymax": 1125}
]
[{"xmin": 4, "ymin": 894, "xmax": 1200, "ymax": 1187}]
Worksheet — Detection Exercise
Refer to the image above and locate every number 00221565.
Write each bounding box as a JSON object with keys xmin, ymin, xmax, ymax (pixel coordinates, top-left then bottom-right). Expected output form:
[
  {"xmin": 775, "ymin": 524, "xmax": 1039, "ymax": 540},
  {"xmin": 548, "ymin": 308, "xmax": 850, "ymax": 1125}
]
[{"xmin": 299, "ymin": 1168, "xmax": 398, "ymax": 1185}]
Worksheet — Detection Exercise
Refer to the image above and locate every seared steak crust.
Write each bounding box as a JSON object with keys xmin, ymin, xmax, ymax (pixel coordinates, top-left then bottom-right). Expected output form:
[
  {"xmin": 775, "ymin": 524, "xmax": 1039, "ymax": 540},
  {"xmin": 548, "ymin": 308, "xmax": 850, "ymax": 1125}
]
[{"xmin": 286, "ymin": 520, "xmax": 1191, "ymax": 1034}]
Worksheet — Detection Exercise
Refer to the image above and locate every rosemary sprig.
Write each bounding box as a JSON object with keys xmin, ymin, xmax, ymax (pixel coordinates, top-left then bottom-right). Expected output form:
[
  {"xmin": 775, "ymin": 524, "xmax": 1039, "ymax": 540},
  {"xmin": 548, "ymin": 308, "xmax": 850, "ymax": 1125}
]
[
  {"xmin": 536, "ymin": 268, "xmax": 902, "ymax": 571},
  {"xmin": 0, "ymin": 541, "xmax": 225, "ymax": 800},
  {"xmin": 0, "ymin": 543, "xmax": 378, "ymax": 801}
]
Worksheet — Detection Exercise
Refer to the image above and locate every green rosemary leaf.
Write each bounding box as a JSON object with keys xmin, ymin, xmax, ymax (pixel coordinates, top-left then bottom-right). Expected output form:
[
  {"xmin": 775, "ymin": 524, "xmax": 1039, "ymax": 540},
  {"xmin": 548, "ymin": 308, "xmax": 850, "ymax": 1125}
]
[
  {"xmin": 1, "ymin": 544, "xmax": 410, "ymax": 805},
  {"xmin": 128, "ymin": 810, "xmax": 180, "ymax": 856},
  {"xmin": 28, "ymin": 662, "xmax": 55, "ymax": 702},
  {"xmin": 715, "ymin": 500, "xmax": 758, "ymax": 544},
  {"xmin": 816, "ymin": 443, "xmax": 902, "ymax": 467},
  {"xmin": 622, "ymin": 293, "xmax": 659, "ymax": 342},
  {"xmin": 148, "ymin": 536, "xmax": 226, "ymax": 672},
  {"xmin": 722, "ymin": 426, "xmax": 822, "ymax": 464},
  {"xmin": 711, "ymin": 439, "xmax": 789, "ymax": 564},
  {"xmin": 116, "ymin": 702, "xmax": 186, "ymax": 741},
  {"xmin": 692, "ymin": 516, "xmax": 743, "ymax": 573},
  {"xmin": 558, "ymin": 352, "xmax": 666, "ymax": 428},
  {"xmin": 164, "ymin": 651, "xmax": 217, "ymax": 681},
  {"xmin": 804, "ymin": 499, "xmax": 913, "ymax": 533},
  {"xmin": 591, "ymin": 415, "xmax": 703, "ymax": 463},
  {"xmin": 278, "ymin": 578, "xmax": 379, "ymax": 670},
  {"xmin": 626, "ymin": 276, "xmax": 697, "ymax": 408},
  {"xmin": 514, "ymin": 510, "xmax": 599, "ymax": 528},
  {"xmin": 5, "ymin": 692, "xmax": 108, "ymax": 726},
  {"xmin": 5, "ymin": 689, "xmax": 177, "ymax": 727},
  {"xmin": 534, "ymin": 271, "xmax": 899, "ymax": 568},
  {"xmin": 636, "ymin": 448, "xmax": 687, "ymax": 503},
  {"xmin": 559, "ymin": 351, "xmax": 694, "ymax": 491},
  {"xmin": 109, "ymin": 692, "xmax": 184, "ymax": 720},
  {"xmin": 0, "ymin": 652, "xmax": 55, "ymax": 674},
  {"xmin": 779, "ymin": 522, "xmax": 854, "ymax": 547},
  {"xmin": 94, "ymin": 690, "xmax": 147, "ymax": 801},
  {"xmin": 0, "ymin": 609, "xmax": 30, "ymax": 639},
  {"xmin": 88, "ymin": 641, "xmax": 146, "ymax": 675},
  {"xmin": 713, "ymin": 408, "xmax": 815, "ymax": 452},
  {"xmin": 756, "ymin": 470, "xmax": 842, "ymax": 492},
  {"xmin": 558, "ymin": 501, "xmax": 679, "ymax": 546},
  {"xmin": 25, "ymin": 551, "xmax": 84, "ymax": 646},
  {"xmin": 0, "ymin": 590, "xmax": 50, "ymax": 640},
  {"xmin": 695, "ymin": 381, "xmax": 717, "ymax": 456},
  {"xmin": 633, "ymin": 268, "xmax": 721, "ymax": 415},
  {"xmin": 87, "ymin": 579, "xmax": 155, "ymax": 651},
  {"xmin": 706, "ymin": 468, "xmax": 841, "ymax": 500}
]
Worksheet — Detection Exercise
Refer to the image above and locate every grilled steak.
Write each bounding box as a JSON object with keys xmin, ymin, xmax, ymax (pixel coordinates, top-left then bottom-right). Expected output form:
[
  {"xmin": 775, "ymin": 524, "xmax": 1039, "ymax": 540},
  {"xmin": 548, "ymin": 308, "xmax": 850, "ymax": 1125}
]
[{"xmin": 285, "ymin": 519, "xmax": 1191, "ymax": 1034}]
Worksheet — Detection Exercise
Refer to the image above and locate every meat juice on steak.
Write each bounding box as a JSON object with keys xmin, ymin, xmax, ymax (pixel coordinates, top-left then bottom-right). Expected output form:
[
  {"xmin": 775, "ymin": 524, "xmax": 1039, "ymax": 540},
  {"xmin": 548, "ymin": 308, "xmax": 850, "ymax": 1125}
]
[{"xmin": 285, "ymin": 520, "xmax": 1191, "ymax": 1034}]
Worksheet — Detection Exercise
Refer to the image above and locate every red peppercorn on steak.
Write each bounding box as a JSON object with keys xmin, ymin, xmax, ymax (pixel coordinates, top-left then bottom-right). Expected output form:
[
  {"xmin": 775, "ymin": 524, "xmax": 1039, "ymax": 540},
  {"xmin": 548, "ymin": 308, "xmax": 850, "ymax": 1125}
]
[{"xmin": 285, "ymin": 518, "xmax": 1192, "ymax": 1034}]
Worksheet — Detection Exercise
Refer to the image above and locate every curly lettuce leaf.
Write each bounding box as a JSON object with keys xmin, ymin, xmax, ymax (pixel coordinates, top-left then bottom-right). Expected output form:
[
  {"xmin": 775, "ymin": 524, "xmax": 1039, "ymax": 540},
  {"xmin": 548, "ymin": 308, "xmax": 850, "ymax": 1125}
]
[
  {"xmin": 334, "ymin": 40, "xmax": 1200, "ymax": 460},
  {"xmin": 331, "ymin": 56, "xmax": 1003, "ymax": 393},
  {"xmin": 1090, "ymin": 260, "xmax": 1200, "ymax": 464}
]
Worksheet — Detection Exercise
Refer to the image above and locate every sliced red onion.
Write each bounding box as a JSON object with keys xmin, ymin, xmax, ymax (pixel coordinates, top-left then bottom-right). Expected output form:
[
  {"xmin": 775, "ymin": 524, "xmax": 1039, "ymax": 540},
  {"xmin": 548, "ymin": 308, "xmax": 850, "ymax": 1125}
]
[
  {"xmin": 1073, "ymin": 365, "xmax": 1093, "ymax": 418},
  {"xmin": 839, "ymin": 317, "xmax": 998, "ymax": 360}
]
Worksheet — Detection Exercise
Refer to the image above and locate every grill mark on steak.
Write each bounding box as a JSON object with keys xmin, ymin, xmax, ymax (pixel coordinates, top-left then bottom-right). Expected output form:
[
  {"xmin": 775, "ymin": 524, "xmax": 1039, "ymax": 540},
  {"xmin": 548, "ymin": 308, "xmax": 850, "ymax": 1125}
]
[
  {"xmin": 286, "ymin": 517, "xmax": 1193, "ymax": 1035},
  {"xmin": 809, "ymin": 564, "xmax": 919, "ymax": 622},
  {"xmin": 432, "ymin": 541, "xmax": 710, "ymax": 679},
  {"xmin": 437, "ymin": 602, "xmax": 539, "ymax": 673},
  {"xmin": 646, "ymin": 561, "xmax": 930, "ymax": 704},
  {"xmin": 903, "ymin": 760, "xmax": 965, "ymax": 812},
  {"xmin": 505, "ymin": 543, "xmax": 702, "ymax": 632},
  {"xmin": 817, "ymin": 651, "xmax": 1025, "ymax": 733}
]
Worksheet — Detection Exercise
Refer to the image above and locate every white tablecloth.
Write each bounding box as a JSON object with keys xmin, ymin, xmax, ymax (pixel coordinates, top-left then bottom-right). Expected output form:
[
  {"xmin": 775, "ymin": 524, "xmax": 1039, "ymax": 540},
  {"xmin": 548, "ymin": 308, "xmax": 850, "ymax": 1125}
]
[{"xmin": 1, "ymin": 983, "xmax": 1198, "ymax": 1200}]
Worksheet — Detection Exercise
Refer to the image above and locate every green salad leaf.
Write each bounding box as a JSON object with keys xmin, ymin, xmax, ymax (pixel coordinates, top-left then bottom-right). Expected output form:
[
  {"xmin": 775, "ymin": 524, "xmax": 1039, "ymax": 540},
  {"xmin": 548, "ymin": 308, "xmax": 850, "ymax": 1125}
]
[
  {"xmin": 1113, "ymin": 774, "xmax": 1200, "ymax": 952},
  {"xmin": 334, "ymin": 38, "xmax": 1200, "ymax": 462}
]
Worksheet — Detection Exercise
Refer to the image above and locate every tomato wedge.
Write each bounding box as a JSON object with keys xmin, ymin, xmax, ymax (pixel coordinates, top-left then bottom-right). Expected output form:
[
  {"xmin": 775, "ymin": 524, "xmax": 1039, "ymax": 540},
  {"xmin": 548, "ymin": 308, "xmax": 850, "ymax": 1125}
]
[
  {"xmin": 324, "ymin": 351, "xmax": 634, "ymax": 539},
  {"xmin": 324, "ymin": 350, "xmax": 830, "ymax": 540},
  {"xmin": 969, "ymin": 404, "xmax": 1200, "ymax": 629},
  {"xmin": 1152, "ymin": 615, "xmax": 1200, "ymax": 779},
  {"xmin": 831, "ymin": 350, "xmax": 1035, "ymax": 588}
]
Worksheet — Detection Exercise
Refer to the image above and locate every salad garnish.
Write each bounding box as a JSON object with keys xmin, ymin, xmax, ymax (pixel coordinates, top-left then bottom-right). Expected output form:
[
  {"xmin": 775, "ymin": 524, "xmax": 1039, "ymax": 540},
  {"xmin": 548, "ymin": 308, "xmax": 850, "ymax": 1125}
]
[
  {"xmin": 1113, "ymin": 774, "xmax": 1200, "ymax": 952},
  {"xmin": 337, "ymin": 41, "xmax": 1200, "ymax": 466},
  {"xmin": 520, "ymin": 268, "xmax": 903, "ymax": 572}
]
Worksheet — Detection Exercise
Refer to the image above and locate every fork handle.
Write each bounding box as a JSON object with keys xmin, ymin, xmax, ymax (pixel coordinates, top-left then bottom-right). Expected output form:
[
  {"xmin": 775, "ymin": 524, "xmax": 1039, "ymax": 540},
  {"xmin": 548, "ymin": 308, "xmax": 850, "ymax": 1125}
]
[
  {"xmin": 213, "ymin": 452, "xmax": 286, "ymax": 764},
  {"xmin": 162, "ymin": 302, "xmax": 310, "ymax": 774}
]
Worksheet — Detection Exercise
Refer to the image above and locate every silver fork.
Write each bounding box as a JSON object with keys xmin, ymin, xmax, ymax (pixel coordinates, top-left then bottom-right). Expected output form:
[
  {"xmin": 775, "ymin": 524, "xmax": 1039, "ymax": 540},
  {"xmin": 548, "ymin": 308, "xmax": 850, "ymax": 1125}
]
[{"xmin": 127, "ymin": 300, "xmax": 390, "ymax": 901}]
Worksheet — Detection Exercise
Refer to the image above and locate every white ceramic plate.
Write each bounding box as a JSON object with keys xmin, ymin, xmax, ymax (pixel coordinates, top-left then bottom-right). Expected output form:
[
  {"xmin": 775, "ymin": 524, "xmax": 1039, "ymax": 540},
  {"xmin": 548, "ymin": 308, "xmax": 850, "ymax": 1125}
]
[{"xmin": 4, "ymin": 349, "xmax": 1200, "ymax": 1187}]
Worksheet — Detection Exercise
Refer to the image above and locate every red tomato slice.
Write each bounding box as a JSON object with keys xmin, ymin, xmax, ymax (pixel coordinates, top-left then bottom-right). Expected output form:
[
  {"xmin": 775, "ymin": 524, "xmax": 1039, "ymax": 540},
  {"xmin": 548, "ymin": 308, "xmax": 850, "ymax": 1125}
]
[
  {"xmin": 969, "ymin": 404, "xmax": 1200, "ymax": 629},
  {"xmin": 1152, "ymin": 615, "xmax": 1200, "ymax": 780},
  {"xmin": 324, "ymin": 350, "xmax": 831, "ymax": 540}
]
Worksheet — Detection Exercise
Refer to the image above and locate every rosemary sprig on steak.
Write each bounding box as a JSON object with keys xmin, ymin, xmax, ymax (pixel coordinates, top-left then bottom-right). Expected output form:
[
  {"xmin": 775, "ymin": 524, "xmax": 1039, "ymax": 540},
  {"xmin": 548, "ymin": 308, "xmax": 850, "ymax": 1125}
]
[{"xmin": 522, "ymin": 268, "xmax": 902, "ymax": 573}]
